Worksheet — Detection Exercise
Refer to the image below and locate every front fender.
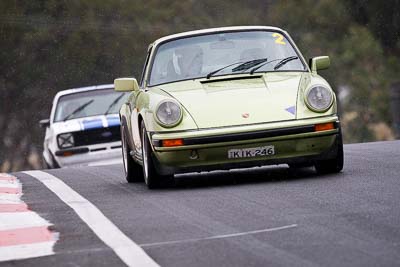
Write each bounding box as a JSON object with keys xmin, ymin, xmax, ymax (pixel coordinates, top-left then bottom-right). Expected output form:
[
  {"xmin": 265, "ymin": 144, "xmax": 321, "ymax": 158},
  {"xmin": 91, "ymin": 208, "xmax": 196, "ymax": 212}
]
[
  {"xmin": 137, "ymin": 90, "xmax": 198, "ymax": 133},
  {"xmin": 119, "ymin": 103, "xmax": 135, "ymax": 150},
  {"xmin": 296, "ymin": 73, "xmax": 337, "ymax": 119}
]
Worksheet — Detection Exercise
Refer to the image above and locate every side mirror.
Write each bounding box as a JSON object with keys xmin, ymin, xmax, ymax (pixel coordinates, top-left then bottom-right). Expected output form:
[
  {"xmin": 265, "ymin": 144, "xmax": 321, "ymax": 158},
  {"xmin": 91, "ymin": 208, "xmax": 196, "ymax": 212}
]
[
  {"xmin": 39, "ymin": 119, "xmax": 50, "ymax": 128},
  {"xmin": 114, "ymin": 78, "xmax": 139, "ymax": 92},
  {"xmin": 309, "ymin": 56, "xmax": 330, "ymax": 74}
]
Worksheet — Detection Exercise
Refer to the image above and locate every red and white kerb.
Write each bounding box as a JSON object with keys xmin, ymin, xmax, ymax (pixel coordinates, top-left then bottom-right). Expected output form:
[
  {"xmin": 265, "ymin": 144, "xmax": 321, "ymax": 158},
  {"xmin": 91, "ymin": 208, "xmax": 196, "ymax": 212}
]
[{"xmin": 0, "ymin": 173, "xmax": 58, "ymax": 262}]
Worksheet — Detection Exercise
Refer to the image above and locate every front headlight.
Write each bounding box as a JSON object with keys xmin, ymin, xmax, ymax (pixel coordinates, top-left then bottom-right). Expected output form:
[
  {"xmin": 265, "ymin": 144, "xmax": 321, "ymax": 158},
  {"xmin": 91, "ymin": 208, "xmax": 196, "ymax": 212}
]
[
  {"xmin": 57, "ymin": 133, "xmax": 74, "ymax": 148},
  {"xmin": 155, "ymin": 100, "xmax": 182, "ymax": 127},
  {"xmin": 305, "ymin": 85, "xmax": 334, "ymax": 112}
]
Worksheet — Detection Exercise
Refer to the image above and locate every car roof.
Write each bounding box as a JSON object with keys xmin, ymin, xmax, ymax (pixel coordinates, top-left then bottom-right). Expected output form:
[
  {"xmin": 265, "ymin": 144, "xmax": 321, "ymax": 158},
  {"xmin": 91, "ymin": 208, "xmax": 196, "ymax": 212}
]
[
  {"xmin": 54, "ymin": 84, "xmax": 114, "ymax": 98},
  {"xmin": 150, "ymin": 26, "xmax": 286, "ymax": 48}
]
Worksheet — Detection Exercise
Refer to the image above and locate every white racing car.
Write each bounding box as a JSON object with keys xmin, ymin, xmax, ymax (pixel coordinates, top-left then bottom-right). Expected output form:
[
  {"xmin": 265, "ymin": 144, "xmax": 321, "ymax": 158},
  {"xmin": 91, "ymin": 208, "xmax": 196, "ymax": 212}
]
[{"xmin": 40, "ymin": 84, "xmax": 129, "ymax": 168}]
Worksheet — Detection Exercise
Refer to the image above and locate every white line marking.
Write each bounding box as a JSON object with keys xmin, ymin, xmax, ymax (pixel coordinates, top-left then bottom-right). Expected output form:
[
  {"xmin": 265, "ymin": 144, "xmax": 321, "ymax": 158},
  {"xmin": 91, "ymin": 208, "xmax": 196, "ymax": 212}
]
[
  {"xmin": 140, "ymin": 224, "xmax": 298, "ymax": 247},
  {"xmin": 0, "ymin": 241, "xmax": 56, "ymax": 262},
  {"xmin": 0, "ymin": 182, "xmax": 20, "ymax": 189},
  {"xmin": 0, "ymin": 211, "xmax": 52, "ymax": 231},
  {"xmin": 0, "ymin": 180, "xmax": 18, "ymax": 185},
  {"xmin": 24, "ymin": 170, "xmax": 159, "ymax": 267},
  {"xmin": 0, "ymin": 194, "xmax": 22, "ymax": 204}
]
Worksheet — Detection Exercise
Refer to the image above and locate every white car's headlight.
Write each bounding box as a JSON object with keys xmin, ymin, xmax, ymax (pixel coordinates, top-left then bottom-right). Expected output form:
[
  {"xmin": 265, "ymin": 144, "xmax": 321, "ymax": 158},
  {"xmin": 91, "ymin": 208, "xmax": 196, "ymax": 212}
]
[
  {"xmin": 155, "ymin": 100, "xmax": 182, "ymax": 127},
  {"xmin": 57, "ymin": 133, "xmax": 74, "ymax": 148},
  {"xmin": 305, "ymin": 86, "xmax": 334, "ymax": 112}
]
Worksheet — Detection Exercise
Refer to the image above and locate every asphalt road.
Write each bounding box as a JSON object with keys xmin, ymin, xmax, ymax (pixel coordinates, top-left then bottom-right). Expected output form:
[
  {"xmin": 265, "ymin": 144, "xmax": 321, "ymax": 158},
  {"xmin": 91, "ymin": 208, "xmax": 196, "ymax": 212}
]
[{"xmin": 4, "ymin": 141, "xmax": 400, "ymax": 266}]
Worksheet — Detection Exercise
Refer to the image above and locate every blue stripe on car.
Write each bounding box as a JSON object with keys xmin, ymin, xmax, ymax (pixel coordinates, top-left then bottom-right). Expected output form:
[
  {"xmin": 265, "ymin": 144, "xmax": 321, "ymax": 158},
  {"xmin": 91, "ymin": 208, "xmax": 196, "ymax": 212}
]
[
  {"xmin": 82, "ymin": 119, "xmax": 103, "ymax": 130},
  {"xmin": 107, "ymin": 116, "xmax": 120, "ymax": 127}
]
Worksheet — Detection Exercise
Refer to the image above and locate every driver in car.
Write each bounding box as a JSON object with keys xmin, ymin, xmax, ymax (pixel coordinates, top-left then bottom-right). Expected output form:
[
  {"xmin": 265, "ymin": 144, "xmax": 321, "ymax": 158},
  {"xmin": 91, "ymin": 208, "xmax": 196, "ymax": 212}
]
[{"xmin": 169, "ymin": 45, "xmax": 204, "ymax": 79}]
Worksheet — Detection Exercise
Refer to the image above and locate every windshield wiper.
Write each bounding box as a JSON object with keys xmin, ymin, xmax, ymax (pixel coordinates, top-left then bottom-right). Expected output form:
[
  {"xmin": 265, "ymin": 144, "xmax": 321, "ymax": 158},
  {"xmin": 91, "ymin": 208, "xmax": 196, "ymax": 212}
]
[
  {"xmin": 249, "ymin": 56, "xmax": 299, "ymax": 74},
  {"xmin": 104, "ymin": 93, "xmax": 125, "ymax": 115},
  {"xmin": 273, "ymin": 56, "xmax": 298, "ymax": 70},
  {"xmin": 231, "ymin": 58, "xmax": 268, "ymax": 72},
  {"xmin": 206, "ymin": 62, "xmax": 243, "ymax": 79},
  {"xmin": 62, "ymin": 99, "xmax": 94, "ymax": 121},
  {"xmin": 206, "ymin": 58, "xmax": 268, "ymax": 79}
]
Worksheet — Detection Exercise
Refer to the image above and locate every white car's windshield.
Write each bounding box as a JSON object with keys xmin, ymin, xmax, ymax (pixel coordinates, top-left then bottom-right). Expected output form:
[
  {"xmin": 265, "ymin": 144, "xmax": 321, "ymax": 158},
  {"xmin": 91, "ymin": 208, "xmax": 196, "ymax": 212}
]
[
  {"xmin": 149, "ymin": 30, "xmax": 306, "ymax": 86},
  {"xmin": 54, "ymin": 89, "xmax": 129, "ymax": 122}
]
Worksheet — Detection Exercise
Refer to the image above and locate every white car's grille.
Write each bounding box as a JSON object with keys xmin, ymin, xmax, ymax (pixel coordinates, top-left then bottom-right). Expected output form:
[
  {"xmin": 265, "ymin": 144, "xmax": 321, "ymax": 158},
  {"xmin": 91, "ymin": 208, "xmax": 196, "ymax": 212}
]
[{"xmin": 72, "ymin": 126, "xmax": 121, "ymax": 147}]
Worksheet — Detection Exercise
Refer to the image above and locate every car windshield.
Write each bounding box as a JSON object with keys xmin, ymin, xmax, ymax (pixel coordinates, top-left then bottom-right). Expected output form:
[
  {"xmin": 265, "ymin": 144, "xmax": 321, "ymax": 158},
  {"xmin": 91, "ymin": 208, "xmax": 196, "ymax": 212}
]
[
  {"xmin": 53, "ymin": 88, "xmax": 129, "ymax": 122},
  {"xmin": 149, "ymin": 30, "xmax": 306, "ymax": 86}
]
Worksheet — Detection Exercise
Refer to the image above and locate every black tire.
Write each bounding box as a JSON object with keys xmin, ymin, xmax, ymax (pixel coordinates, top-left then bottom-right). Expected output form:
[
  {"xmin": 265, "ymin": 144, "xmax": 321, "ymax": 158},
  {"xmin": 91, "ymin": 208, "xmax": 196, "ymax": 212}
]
[
  {"xmin": 141, "ymin": 121, "xmax": 174, "ymax": 189},
  {"xmin": 121, "ymin": 126, "xmax": 144, "ymax": 183},
  {"xmin": 44, "ymin": 153, "xmax": 60, "ymax": 169},
  {"xmin": 43, "ymin": 157, "xmax": 52, "ymax": 169},
  {"xmin": 315, "ymin": 130, "xmax": 344, "ymax": 174}
]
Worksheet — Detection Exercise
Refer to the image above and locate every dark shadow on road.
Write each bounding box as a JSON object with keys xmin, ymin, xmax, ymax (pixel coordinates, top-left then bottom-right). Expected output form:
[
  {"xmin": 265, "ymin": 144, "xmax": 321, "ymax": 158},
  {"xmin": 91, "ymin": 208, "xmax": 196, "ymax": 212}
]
[
  {"xmin": 42, "ymin": 163, "xmax": 342, "ymax": 192},
  {"xmin": 166, "ymin": 164, "xmax": 340, "ymax": 190}
]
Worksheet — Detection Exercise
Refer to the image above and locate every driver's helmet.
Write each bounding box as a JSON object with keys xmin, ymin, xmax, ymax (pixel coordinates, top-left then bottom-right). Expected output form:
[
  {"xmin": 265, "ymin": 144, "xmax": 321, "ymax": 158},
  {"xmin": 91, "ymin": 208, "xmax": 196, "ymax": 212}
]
[{"xmin": 172, "ymin": 45, "xmax": 203, "ymax": 78}]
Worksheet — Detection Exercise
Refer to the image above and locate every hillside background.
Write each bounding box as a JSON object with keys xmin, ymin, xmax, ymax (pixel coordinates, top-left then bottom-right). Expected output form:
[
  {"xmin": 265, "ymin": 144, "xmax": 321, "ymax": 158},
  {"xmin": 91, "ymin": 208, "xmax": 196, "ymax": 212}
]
[{"xmin": 1, "ymin": 0, "xmax": 399, "ymax": 171}]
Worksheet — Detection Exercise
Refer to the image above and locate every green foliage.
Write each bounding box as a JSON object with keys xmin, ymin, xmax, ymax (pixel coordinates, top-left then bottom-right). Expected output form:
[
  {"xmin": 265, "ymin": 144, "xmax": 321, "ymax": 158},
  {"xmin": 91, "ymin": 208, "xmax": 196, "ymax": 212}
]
[{"xmin": 269, "ymin": 0, "xmax": 397, "ymax": 142}]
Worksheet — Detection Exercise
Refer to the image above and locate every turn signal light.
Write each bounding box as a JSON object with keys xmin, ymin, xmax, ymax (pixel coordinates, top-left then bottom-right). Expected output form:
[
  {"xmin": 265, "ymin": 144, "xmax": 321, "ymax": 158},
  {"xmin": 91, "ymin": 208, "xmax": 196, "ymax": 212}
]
[
  {"xmin": 62, "ymin": 151, "xmax": 74, "ymax": 157},
  {"xmin": 315, "ymin": 122, "xmax": 334, "ymax": 132},
  {"xmin": 162, "ymin": 139, "xmax": 184, "ymax": 147}
]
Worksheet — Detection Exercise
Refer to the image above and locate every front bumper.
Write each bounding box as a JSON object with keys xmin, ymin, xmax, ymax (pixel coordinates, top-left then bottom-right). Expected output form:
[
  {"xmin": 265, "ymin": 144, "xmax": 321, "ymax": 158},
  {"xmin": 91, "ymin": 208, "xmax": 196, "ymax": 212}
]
[
  {"xmin": 149, "ymin": 116, "xmax": 340, "ymax": 175},
  {"xmin": 54, "ymin": 141, "xmax": 122, "ymax": 167}
]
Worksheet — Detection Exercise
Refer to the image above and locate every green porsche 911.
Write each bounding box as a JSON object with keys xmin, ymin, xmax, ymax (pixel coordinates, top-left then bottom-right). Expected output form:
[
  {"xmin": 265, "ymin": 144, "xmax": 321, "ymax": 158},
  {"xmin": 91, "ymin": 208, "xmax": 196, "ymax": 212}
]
[{"xmin": 115, "ymin": 26, "xmax": 343, "ymax": 188}]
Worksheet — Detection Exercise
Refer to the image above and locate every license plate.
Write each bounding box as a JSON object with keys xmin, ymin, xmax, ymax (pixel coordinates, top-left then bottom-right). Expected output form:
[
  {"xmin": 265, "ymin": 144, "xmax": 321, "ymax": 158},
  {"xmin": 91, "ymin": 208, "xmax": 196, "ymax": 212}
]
[{"xmin": 228, "ymin": 146, "xmax": 275, "ymax": 159}]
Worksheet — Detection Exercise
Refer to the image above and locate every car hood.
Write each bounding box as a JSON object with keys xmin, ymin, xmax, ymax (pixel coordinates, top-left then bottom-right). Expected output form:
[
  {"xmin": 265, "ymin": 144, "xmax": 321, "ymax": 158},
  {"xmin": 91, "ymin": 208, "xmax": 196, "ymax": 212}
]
[
  {"xmin": 51, "ymin": 114, "xmax": 120, "ymax": 135},
  {"xmin": 155, "ymin": 72, "xmax": 304, "ymax": 129}
]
